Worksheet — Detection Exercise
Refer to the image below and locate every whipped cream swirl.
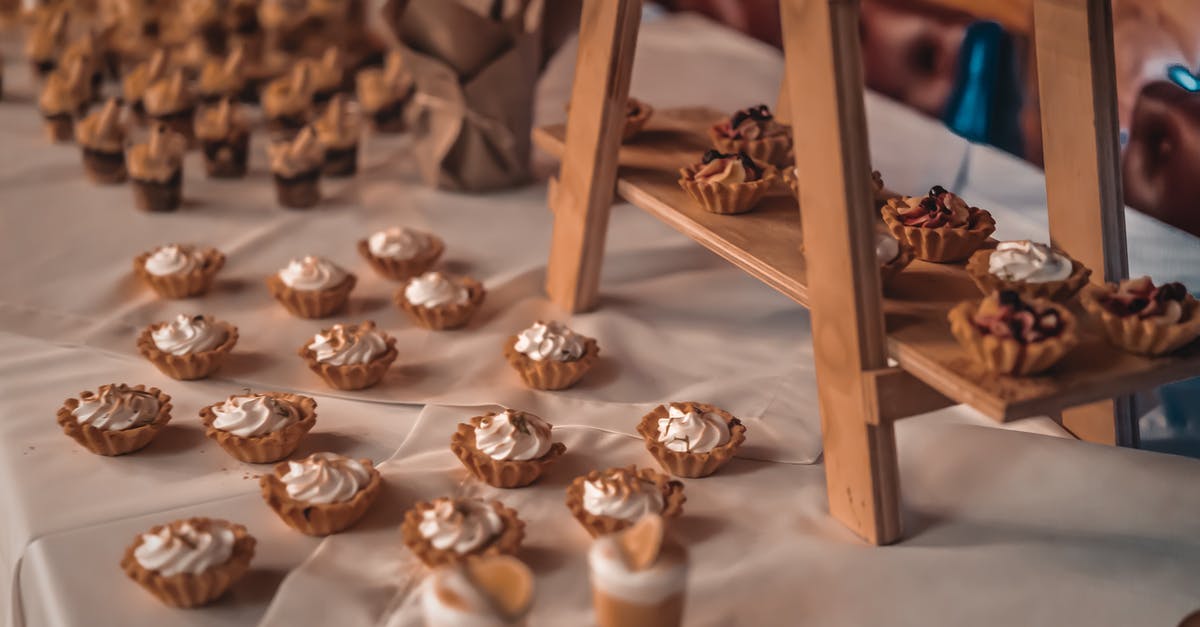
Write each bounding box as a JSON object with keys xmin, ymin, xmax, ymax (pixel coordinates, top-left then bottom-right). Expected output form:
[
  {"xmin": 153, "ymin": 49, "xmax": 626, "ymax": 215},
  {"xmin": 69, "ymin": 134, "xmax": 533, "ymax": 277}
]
[
  {"xmin": 152, "ymin": 314, "xmax": 228, "ymax": 355},
  {"xmin": 474, "ymin": 409, "xmax": 554, "ymax": 461},
  {"xmin": 988, "ymin": 241, "xmax": 1072, "ymax": 283},
  {"xmin": 134, "ymin": 521, "xmax": 236, "ymax": 577},
  {"xmin": 418, "ymin": 498, "xmax": 504, "ymax": 554},
  {"xmin": 367, "ymin": 227, "xmax": 430, "ymax": 260},
  {"xmin": 512, "ymin": 321, "xmax": 586, "ymax": 362},
  {"xmin": 307, "ymin": 322, "xmax": 388, "ymax": 366},
  {"xmin": 582, "ymin": 470, "xmax": 664, "ymax": 522},
  {"xmin": 657, "ymin": 404, "xmax": 731, "ymax": 453},
  {"xmin": 876, "ymin": 233, "xmax": 900, "ymax": 265},
  {"xmin": 72, "ymin": 384, "xmax": 160, "ymax": 431},
  {"xmin": 278, "ymin": 256, "xmax": 348, "ymax": 291},
  {"xmin": 210, "ymin": 393, "xmax": 299, "ymax": 437},
  {"xmin": 281, "ymin": 452, "xmax": 371, "ymax": 504},
  {"xmin": 405, "ymin": 272, "xmax": 469, "ymax": 308},
  {"xmin": 144, "ymin": 245, "xmax": 200, "ymax": 276}
]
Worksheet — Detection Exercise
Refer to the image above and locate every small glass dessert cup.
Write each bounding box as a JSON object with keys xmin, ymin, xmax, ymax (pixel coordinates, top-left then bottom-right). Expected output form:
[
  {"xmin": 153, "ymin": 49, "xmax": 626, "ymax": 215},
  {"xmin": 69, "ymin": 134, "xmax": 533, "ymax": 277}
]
[
  {"xmin": 1080, "ymin": 277, "xmax": 1200, "ymax": 356},
  {"xmin": 678, "ymin": 149, "xmax": 775, "ymax": 215},
  {"xmin": 199, "ymin": 391, "xmax": 318, "ymax": 463},
  {"xmin": 266, "ymin": 255, "xmax": 356, "ymax": 318},
  {"xmin": 503, "ymin": 320, "xmax": 600, "ymax": 390},
  {"xmin": 589, "ymin": 514, "xmax": 689, "ymax": 627},
  {"xmin": 421, "ymin": 555, "xmax": 535, "ymax": 627},
  {"xmin": 126, "ymin": 125, "xmax": 187, "ymax": 212},
  {"xmin": 637, "ymin": 402, "xmax": 747, "ymax": 478},
  {"xmin": 450, "ymin": 409, "xmax": 568, "ymax": 488},
  {"xmin": 57, "ymin": 383, "xmax": 173, "ymax": 456},
  {"xmin": 195, "ymin": 99, "xmax": 251, "ymax": 178},
  {"xmin": 395, "ymin": 271, "xmax": 487, "ymax": 330},
  {"xmin": 565, "ymin": 466, "xmax": 686, "ymax": 538},
  {"xmin": 965, "ymin": 240, "xmax": 1092, "ymax": 302},
  {"xmin": 356, "ymin": 51, "xmax": 414, "ymax": 133},
  {"xmin": 259, "ymin": 452, "xmax": 383, "ymax": 536},
  {"xmin": 268, "ymin": 126, "xmax": 324, "ymax": 208},
  {"xmin": 357, "ymin": 226, "xmax": 445, "ymax": 281},
  {"xmin": 133, "ymin": 243, "xmax": 225, "ymax": 299},
  {"xmin": 143, "ymin": 70, "xmax": 196, "ymax": 144},
  {"xmin": 401, "ymin": 497, "xmax": 526, "ymax": 568},
  {"xmin": 138, "ymin": 314, "xmax": 239, "ymax": 380},
  {"xmin": 312, "ymin": 94, "xmax": 361, "ymax": 177},
  {"xmin": 622, "ymin": 97, "xmax": 654, "ymax": 141},
  {"xmin": 75, "ymin": 98, "xmax": 128, "ymax": 184},
  {"xmin": 120, "ymin": 517, "xmax": 256, "ymax": 608},
  {"xmin": 707, "ymin": 104, "xmax": 793, "ymax": 166},
  {"xmin": 298, "ymin": 321, "xmax": 398, "ymax": 390},
  {"xmin": 948, "ymin": 290, "xmax": 1079, "ymax": 376},
  {"xmin": 881, "ymin": 185, "xmax": 996, "ymax": 262}
]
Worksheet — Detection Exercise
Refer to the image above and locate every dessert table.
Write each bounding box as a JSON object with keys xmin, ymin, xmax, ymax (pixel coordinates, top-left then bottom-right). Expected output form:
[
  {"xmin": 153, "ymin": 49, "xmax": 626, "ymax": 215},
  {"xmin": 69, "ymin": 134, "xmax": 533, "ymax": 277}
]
[{"xmin": 2, "ymin": 12, "xmax": 1200, "ymax": 627}]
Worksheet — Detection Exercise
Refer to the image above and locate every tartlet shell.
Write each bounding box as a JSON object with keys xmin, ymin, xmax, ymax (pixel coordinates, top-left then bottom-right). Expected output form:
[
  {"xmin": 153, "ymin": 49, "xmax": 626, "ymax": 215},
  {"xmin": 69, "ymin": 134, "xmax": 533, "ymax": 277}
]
[
  {"xmin": 564, "ymin": 466, "xmax": 686, "ymax": 538},
  {"xmin": 636, "ymin": 402, "xmax": 747, "ymax": 478},
  {"xmin": 502, "ymin": 335, "xmax": 599, "ymax": 391},
  {"xmin": 449, "ymin": 416, "xmax": 567, "ymax": 488},
  {"xmin": 400, "ymin": 499, "xmax": 525, "ymax": 568},
  {"xmin": 948, "ymin": 298, "xmax": 1079, "ymax": 376},
  {"xmin": 133, "ymin": 247, "xmax": 225, "ymax": 299},
  {"xmin": 394, "ymin": 276, "xmax": 486, "ymax": 331},
  {"xmin": 120, "ymin": 517, "xmax": 256, "ymax": 608},
  {"xmin": 260, "ymin": 458, "xmax": 383, "ymax": 536},
  {"xmin": 1079, "ymin": 285, "xmax": 1200, "ymax": 356},
  {"xmin": 964, "ymin": 247, "xmax": 1092, "ymax": 302},
  {"xmin": 297, "ymin": 325, "xmax": 398, "ymax": 390},
  {"xmin": 677, "ymin": 163, "xmax": 776, "ymax": 215},
  {"xmin": 356, "ymin": 234, "xmax": 445, "ymax": 282},
  {"xmin": 137, "ymin": 317, "xmax": 239, "ymax": 380},
  {"xmin": 265, "ymin": 272, "xmax": 357, "ymax": 319},
  {"xmin": 199, "ymin": 392, "xmax": 317, "ymax": 463},
  {"xmin": 707, "ymin": 125, "xmax": 793, "ymax": 167},
  {"xmin": 56, "ymin": 384, "xmax": 173, "ymax": 456},
  {"xmin": 881, "ymin": 199, "xmax": 997, "ymax": 263}
]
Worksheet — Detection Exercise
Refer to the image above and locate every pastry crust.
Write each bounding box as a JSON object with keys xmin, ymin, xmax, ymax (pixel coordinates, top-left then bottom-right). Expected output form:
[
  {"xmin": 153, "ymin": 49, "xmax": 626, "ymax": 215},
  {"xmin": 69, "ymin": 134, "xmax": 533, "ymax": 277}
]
[
  {"xmin": 564, "ymin": 466, "xmax": 686, "ymax": 537},
  {"xmin": 400, "ymin": 499, "xmax": 525, "ymax": 568},
  {"xmin": 120, "ymin": 517, "xmax": 256, "ymax": 608},
  {"xmin": 137, "ymin": 317, "xmax": 239, "ymax": 380},
  {"xmin": 707, "ymin": 124, "xmax": 793, "ymax": 167},
  {"xmin": 265, "ymin": 272, "xmax": 356, "ymax": 318},
  {"xmin": 636, "ymin": 402, "xmax": 747, "ymax": 478},
  {"xmin": 199, "ymin": 392, "xmax": 317, "ymax": 463},
  {"xmin": 133, "ymin": 247, "xmax": 225, "ymax": 299},
  {"xmin": 948, "ymin": 298, "xmax": 1079, "ymax": 376},
  {"xmin": 260, "ymin": 459, "xmax": 383, "ymax": 536},
  {"xmin": 449, "ymin": 416, "xmax": 567, "ymax": 488},
  {"xmin": 394, "ymin": 276, "xmax": 486, "ymax": 331},
  {"xmin": 965, "ymin": 247, "xmax": 1092, "ymax": 302},
  {"xmin": 56, "ymin": 385, "xmax": 173, "ymax": 456},
  {"xmin": 881, "ymin": 199, "xmax": 996, "ymax": 263},
  {"xmin": 677, "ymin": 163, "xmax": 776, "ymax": 215},
  {"xmin": 503, "ymin": 335, "xmax": 599, "ymax": 390},
  {"xmin": 297, "ymin": 325, "xmax": 398, "ymax": 390},
  {"xmin": 356, "ymin": 234, "xmax": 445, "ymax": 282},
  {"xmin": 1080, "ymin": 285, "xmax": 1200, "ymax": 356}
]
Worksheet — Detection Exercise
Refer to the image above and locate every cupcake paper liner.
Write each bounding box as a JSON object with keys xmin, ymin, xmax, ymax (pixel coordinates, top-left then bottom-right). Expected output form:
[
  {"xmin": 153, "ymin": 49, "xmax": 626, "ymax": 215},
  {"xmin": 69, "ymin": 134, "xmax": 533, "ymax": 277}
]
[
  {"xmin": 636, "ymin": 402, "xmax": 747, "ymax": 478},
  {"xmin": 881, "ymin": 200, "xmax": 996, "ymax": 263},
  {"xmin": 622, "ymin": 102, "xmax": 654, "ymax": 142},
  {"xmin": 260, "ymin": 459, "xmax": 383, "ymax": 536},
  {"xmin": 133, "ymin": 247, "xmax": 225, "ymax": 299},
  {"xmin": 395, "ymin": 277, "xmax": 486, "ymax": 330},
  {"xmin": 356, "ymin": 235, "xmax": 445, "ymax": 282},
  {"xmin": 503, "ymin": 336, "xmax": 600, "ymax": 390},
  {"xmin": 1080, "ymin": 286, "xmax": 1200, "ymax": 356},
  {"xmin": 965, "ymin": 247, "xmax": 1092, "ymax": 302},
  {"xmin": 677, "ymin": 164, "xmax": 775, "ymax": 215},
  {"xmin": 137, "ymin": 318, "xmax": 239, "ymax": 380},
  {"xmin": 948, "ymin": 299, "xmax": 1079, "ymax": 376},
  {"xmin": 450, "ymin": 417, "xmax": 567, "ymax": 488},
  {"xmin": 56, "ymin": 385, "xmax": 173, "ymax": 456},
  {"xmin": 564, "ymin": 466, "xmax": 686, "ymax": 537},
  {"xmin": 265, "ymin": 273, "xmax": 356, "ymax": 319},
  {"xmin": 297, "ymin": 329, "xmax": 398, "ymax": 391},
  {"xmin": 121, "ymin": 518, "xmax": 256, "ymax": 608},
  {"xmin": 199, "ymin": 392, "xmax": 317, "ymax": 463},
  {"xmin": 400, "ymin": 500, "xmax": 525, "ymax": 568},
  {"xmin": 707, "ymin": 125, "xmax": 794, "ymax": 167}
]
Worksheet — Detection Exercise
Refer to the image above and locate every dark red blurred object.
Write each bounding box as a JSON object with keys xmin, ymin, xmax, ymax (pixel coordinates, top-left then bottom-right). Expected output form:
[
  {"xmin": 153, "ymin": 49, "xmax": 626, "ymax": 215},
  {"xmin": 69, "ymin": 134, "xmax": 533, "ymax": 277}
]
[{"xmin": 1123, "ymin": 80, "xmax": 1200, "ymax": 238}]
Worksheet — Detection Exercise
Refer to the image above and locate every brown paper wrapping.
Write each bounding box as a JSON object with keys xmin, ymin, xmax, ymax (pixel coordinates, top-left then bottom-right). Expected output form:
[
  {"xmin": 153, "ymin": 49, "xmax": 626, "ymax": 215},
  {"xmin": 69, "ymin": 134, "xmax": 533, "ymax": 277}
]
[
  {"xmin": 265, "ymin": 273, "xmax": 357, "ymax": 319},
  {"xmin": 677, "ymin": 165, "xmax": 775, "ymax": 215},
  {"xmin": 881, "ymin": 200, "xmax": 997, "ymax": 263},
  {"xmin": 137, "ymin": 318, "xmax": 239, "ymax": 380},
  {"xmin": 564, "ymin": 466, "xmax": 686, "ymax": 538},
  {"xmin": 56, "ymin": 385, "xmax": 173, "ymax": 456},
  {"xmin": 121, "ymin": 518, "xmax": 256, "ymax": 608},
  {"xmin": 395, "ymin": 276, "xmax": 486, "ymax": 330},
  {"xmin": 297, "ymin": 326, "xmax": 399, "ymax": 390},
  {"xmin": 502, "ymin": 335, "xmax": 599, "ymax": 390},
  {"xmin": 948, "ymin": 299, "xmax": 1079, "ymax": 376},
  {"xmin": 965, "ymin": 248, "xmax": 1092, "ymax": 302},
  {"xmin": 400, "ymin": 499, "xmax": 526, "ymax": 567},
  {"xmin": 1080, "ymin": 286, "xmax": 1200, "ymax": 356},
  {"xmin": 133, "ymin": 247, "xmax": 225, "ymax": 299},
  {"xmin": 450, "ymin": 416, "xmax": 567, "ymax": 488},
  {"xmin": 356, "ymin": 235, "xmax": 445, "ymax": 282},
  {"xmin": 260, "ymin": 459, "xmax": 383, "ymax": 536},
  {"xmin": 199, "ymin": 392, "xmax": 317, "ymax": 463},
  {"xmin": 636, "ymin": 402, "xmax": 747, "ymax": 478}
]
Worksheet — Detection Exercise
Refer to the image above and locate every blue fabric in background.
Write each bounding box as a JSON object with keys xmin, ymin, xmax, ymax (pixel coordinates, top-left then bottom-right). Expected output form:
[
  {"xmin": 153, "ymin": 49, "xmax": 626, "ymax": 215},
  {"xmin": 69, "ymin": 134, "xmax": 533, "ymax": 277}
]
[{"xmin": 943, "ymin": 21, "xmax": 1024, "ymax": 157}]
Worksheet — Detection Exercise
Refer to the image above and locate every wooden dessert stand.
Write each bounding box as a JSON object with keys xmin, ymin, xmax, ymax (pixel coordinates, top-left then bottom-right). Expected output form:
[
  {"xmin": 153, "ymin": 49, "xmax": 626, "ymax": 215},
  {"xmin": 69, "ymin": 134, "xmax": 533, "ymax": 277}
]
[{"xmin": 534, "ymin": 0, "xmax": 1200, "ymax": 544}]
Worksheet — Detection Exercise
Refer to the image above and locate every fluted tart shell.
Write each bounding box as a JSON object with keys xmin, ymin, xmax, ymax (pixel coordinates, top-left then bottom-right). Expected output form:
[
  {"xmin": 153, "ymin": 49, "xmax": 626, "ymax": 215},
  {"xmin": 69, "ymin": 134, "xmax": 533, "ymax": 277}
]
[
  {"xmin": 265, "ymin": 273, "xmax": 357, "ymax": 319},
  {"xmin": 965, "ymin": 247, "xmax": 1092, "ymax": 302},
  {"xmin": 637, "ymin": 402, "xmax": 747, "ymax": 478},
  {"xmin": 678, "ymin": 163, "xmax": 775, "ymax": 215},
  {"xmin": 394, "ymin": 276, "xmax": 486, "ymax": 330},
  {"xmin": 564, "ymin": 466, "xmax": 686, "ymax": 538},
  {"xmin": 297, "ymin": 324, "xmax": 398, "ymax": 390},
  {"xmin": 137, "ymin": 317, "xmax": 239, "ymax": 380},
  {"xmin": 133, "ymin": 247, "xmax": 225, "ymax": 299},
  {"xmin": 260, "ymin": 458, "xmax": 383, "ymax": 536},
  {"xmin": 881, "ymin": 199, "xmax": 996, "ymax": 263},
  {"xmin": 56, "ymin": 384, "xmax": 173, "ymax": 456},
  {"xmin": 400, "ymin": 499, "xmax": 525, "ymax": 568},
  {"xmin": 707, "ymin": 125, "xmax": 793, "ymax": 167},
  {"xmin": 948, "ymin": 298, "xmax": 1079, "ymax": 376},
  {"xmin": 1080, "ymin": 285, "xmax": 1200, "ymax": 356},
  {"xmin": 450, "ymin": 415, "xmax": 567, "ymax": 488},
  {"xmin": 120, "ymin": 517, "xmax": 256, "ymax": 608},
  {"xmin": 503, "ymin": 334, "xmax": 600, "ymax": 391},
  {"xmin": 356, "ymin": 235, "xmax": 445, "ymax": 282},
  {"xmin": 199, "ymin": 392, "xmax": 317, "ymax": 463}
]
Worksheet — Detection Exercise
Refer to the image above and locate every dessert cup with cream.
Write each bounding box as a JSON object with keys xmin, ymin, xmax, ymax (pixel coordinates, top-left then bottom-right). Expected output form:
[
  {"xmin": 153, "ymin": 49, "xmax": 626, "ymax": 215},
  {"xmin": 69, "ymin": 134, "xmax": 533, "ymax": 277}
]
[
  {"xmin": 303, "ymin": 47, "xmax": 346, "ymax": 109},
  {"xmin": 401, "ymin": 497, "xmax": 525, "ymax": 568},
  {"xmin": 122, "ymin": 50, "xmax": 169, "ymax": 120},
  {"xmin": 1080, "ymin": 277, "xmax": 1200, "ymax": 356},
  {"xmin": 966, "ymin": 240, "xmax": 1091, "ymax": 302},
  {"xmin": 356, "ymin": 51, "xmax": 413, "ymax": 133},
  {"xmin": 127, "ymin": 125, "xmax": 187, "ymax": 212},
  {"xmin": 268, "ymin": 126, "xmax": 324, "ymax": 208},
  {"xmin": 358, "ymin": 226, "xmax": 445, "ymax": 281},
  {"xmin": 195, "ymin": 99, "xmax": 251, "ymax": 178},
  {"xmin": 262, "ymin": 64, "xmax": 312, "ymax": 138},
  {"xmin": 949, "ymin": 290, "xmax": 1079, "ymax": 376},
  {"xmin": 565, "ymin": 466, "xmax": 686, "ymax": 537},
  {"xmin": 39, "ymin": 58, "xmax": 89, "ymax": 142},
  {"xmin": 200, "ymin": 390, "xmax": 317, "ymax": 463},
  {"xmin": 25, "ymin": 9, "xmax": 67, "ymax": 78},
  {"xmin": 260, "ymin": 452, "xmax": 383, "ymax": 535},
  {"xmin": 678, "ymin": 149, "xmax": 774, "ymax": 215},
  {"xmin": 138, "ymin": 314, "xmax": 238, "ymax": 380},
  {"xmin": 589, "ymin": 514, "xmax": 688, "ymax": 627},
  {"xmin": 121, "ymin": 517, "xmax": 255, "ymax": 608},
  {"xmin": 313, "ymin": 95, "xmax": 361, "ymax": 177},
  {"xmin": 143, "ymin": 70, "xmax": 196, "ymax": 143},
  {"xmin": 134, "ymin": 243, "xmax": 225, "ymax": 298},
  {"xmin": 421, "ymin": 555, "xmax": 535, "ymax": 627},
  {"xmin": 395, "ymin": 271, "xmax": 486, "ymax": 330},
  {"xmin": 503, "ymin": 320, "xmax": 599, "ymax": 390},
  {"xmin": 881, "ymin": 185, "xmax": 996, "ymax": 262},
  {"xmin": 298, "ymin": 321, "xmax": 397, "ymax": 390},
  {"xmin": 708, "ymin": 104, "xmax": 793, "ymax": 166},
  {"xmin": 622, "ymin": 97, "xmax": 653, "ymax": 141},
  {"xmin": 196, "ymin": 45, "xmax": 247, "ymax": 105},
  {"xmin": 451, "ymin": 408, "xmax": 567, "ymax": 488},
  {"xmin": 637, "ymin": 402, "xmax": 747, "ymax": 478},
  {"xmin": 57, "ymin": 383, "xmax": 173, "ymax": 456},
  {"xmin": 265, "ymin": 255, "xmax": 356, "ymax": 318},
  {"xmin": 75, "ymin": 98, "xmax": 128, "ymax": 184}
]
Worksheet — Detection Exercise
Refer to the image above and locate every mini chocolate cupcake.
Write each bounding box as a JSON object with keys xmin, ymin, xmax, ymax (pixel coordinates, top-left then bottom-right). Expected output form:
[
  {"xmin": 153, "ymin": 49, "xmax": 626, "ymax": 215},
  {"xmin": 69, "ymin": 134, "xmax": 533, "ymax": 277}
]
[
  {"xmin": 196, "ymin": 44, "xmax": 247, "ymax": 105},
  {"xmin": 268, "ymin": 126, "xmax": 323, "ymax": 209},
  {"xmin": 59, "ymin": 32, "xmax": 104, "ymax": 99},
  {"xmin": 25, "ymin": 8, "xmax": 68, "ymax": 78},
  {"xmin": 356, "ymin": 51, "xmax": 413, "ymax": 133},
  {"xmin": 126, "ymin": 125, "xmax": 187, "ymax": 212},
  {"xmin": 312, "ymin": 95, "xmax": 361, "ymax": 177},
  {"xmin": 195, "ymin": 99, "xmax": 250, "ymax": 178},
  {"xmin": 304, "ymin": 46, "xmax": 345, "ymax": 111},
  {"xmin": 143, "ymin": 70, "xmax": 196, "ymax": 144},
  {"xmin": 75, "ymin": 98, "xmax": 128, "ymax": 184},
  {"xmin": 38, "ymin": 58, "xmax": 90, "ymax": 143},
  {"xmin": 122, "ymin": 49, "xmax": 170, "ymax": 121},
  {"xmin": 262, "ymin": 63, "xmax": 313, "ymax": 139}
]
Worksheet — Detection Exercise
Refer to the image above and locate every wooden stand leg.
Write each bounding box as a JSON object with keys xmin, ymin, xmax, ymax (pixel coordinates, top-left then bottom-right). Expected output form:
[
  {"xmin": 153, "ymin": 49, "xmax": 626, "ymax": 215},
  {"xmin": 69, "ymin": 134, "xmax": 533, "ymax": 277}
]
[
  {"xmin": 545, "ymin": 0, "xmax": 642, "ymax": 313},
  {"xmin": 782, "ymin": 0, "xmax": 901, "ymax": 545},
  {"xmin": 1034, "ymin": 0, "xmax": 1137, "ymax": 447}
]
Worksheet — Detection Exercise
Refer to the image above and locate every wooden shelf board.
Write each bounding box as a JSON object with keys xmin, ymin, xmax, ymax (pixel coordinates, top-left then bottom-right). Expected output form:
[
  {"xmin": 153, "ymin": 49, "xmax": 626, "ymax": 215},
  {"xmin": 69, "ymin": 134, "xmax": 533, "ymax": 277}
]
[{"xmin": 532, "ymin": 109, "xmax": 1200, "ymax": 422}]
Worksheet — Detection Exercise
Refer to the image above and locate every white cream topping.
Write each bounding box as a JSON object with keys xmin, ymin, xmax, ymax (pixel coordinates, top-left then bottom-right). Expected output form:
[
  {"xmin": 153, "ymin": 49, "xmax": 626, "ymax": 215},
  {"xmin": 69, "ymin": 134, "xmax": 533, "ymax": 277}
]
[
  {"xmin": 589, "ymin": 534, "xmax": 688, "ymax": 604},
  {"xmin": 421, "ymin": 567, "xmax": 523, "ymax": 627},
  {"xmin": 72, "ymin": 384, "xmax": 160, "ymax": 431},
  {"xmin": 876, "ymin": 233, "xmax": 900, "ymax": 265},
  {"xmin": 144, "ymin": 245, "xmax": 200, "ymax": 276},
  {"xmin": 307, "ymin": 323, "xmax": 388, "ymax": 366},
  {"xmin": 987, "ymin": 240, "xmax": 1073, "ymax": 283},
  {"xmin": 134, "ymin": 521, "xmax": 236, "ymax": 577},
  {"xmin": 474, "ymin": 410, "xmax": 554, "ymax": 461},
  {"xmin": 512, "ymin": 321, "xmax": 586, "ymax": 362},
  {"xmin": 151, "ymin": 314, "xmax": 227, "ymax": 355},
  {"xmin": 210, "ymin": 394, "xmax": 299, "ymax": 437},
  {"xmin": 418, "ymin": 499, "xmax": 504, "ymax": 554},
  {"xmin": 280, "ymin": 452, "xmax": 371, "ymax": 504},
  {"xmin": 367, "ymin": 227, "xmax": 430, "ymax": 260},
  {"xmin": 656, "ymin": 404, "xmax": 731, "ymax": 453},
  {"xmin": 404, "ymin": 272, "xmax": 469, "ymax": 308},
  {"xmin": 278, "ymin": 256, "xmax": 348, "ymax": 291},
  {"xmin": 582, "ymin": 473, "xmax": 665, "ymax": 522}
]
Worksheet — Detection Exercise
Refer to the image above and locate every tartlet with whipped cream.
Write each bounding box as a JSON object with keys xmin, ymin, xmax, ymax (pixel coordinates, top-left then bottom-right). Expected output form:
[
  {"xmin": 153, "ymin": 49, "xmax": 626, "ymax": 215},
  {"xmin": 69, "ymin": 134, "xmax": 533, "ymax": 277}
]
[
  {"xmin": 138, "ymin": 314, "xmax": 239, "ymax": 380},
  {"xmin": 127, "ymin": 125, "xmax": 188, "ymax": 212},
  {"xmin": 268, "ymin": 126, "xmax": 324, "ymax": 209},
  {"xmin": 678, "ymin": 149, "xmax": 775, "ymax": 215},
  {"xmin": 134, "ymin": 243, "xmax": 225, "ymax": 298},
  {"xmin": 195, "ymin": 99, "xmax": 251, "ymax": 178},
  {"xmin": 121, "ymin": 517, "xmax": 256, "ymax": 608},
  {"xmin": 266, "ymin": 255, "xmax": 356, "ymax": 318},
  {"xmin": 313, "ymin": 95, "xmax": 361, "ymax": 177},
  {"xmin": 949, "ymin": 290, "xmax": 1078, "ymax": 376},
  {"xmin": 637, "ymin": 402, "xmax": 747, "ymax": 478},
  {"xmin": 298, "ymin": 320, "xmax": 397, "ymax": 390},
  {"xmin": 966, "ymin": 240, "xmax": 1091, "ymax": 302},
  {"xmin": 881, "ymin": 185, "xmax": 996, "ymax": 262},
  {"xmin": 401, "ymin": 497, "xmax": 525, "ymax": 567},
  {"xmin": 503, "ymin": 320, "xmax": 599, "ymax": 390},
  {"xmin": 395, "ymin": 271, "xmax": 486, "ymax": 331},
  {"xmin": 39, "ymin": 58, "xmax": 90, "ymax": 143},
  {"xmin": 75, "ymin": 98, "xmax": 127, "ymax": 184},
  {"xmin": 56, "ymin": 383, "xmax": 173, "ymax": 456},
  {"xmin": 1080, "ymin": 277, "xmax": 1200, "ymax": 356},
  {"xmin": 260, "ymin": 452, "xmax": 383, "ymax": 536},
  {"xmin": 355, "ymin": 51, "xmax": 413, "ymax": 133},
  {"xmin": 143, "ymin": 70, "xmax": 196, "ymax": 143},
  {"xmin": 565, "ymin": 465, "xmax": 686, "ymax": 537},
  {"xmin": 357, "ymin": 226, "xmax": 445, "ymax": 282},
  {"xmin": 708, "ymin": 104, "xmax": 793, "ymax": 167},
  {"xmin": 450, "ymin": 408, "xmax": 567, "ymax": 488},
  {"xmin": 200, "ymin": 390, "xmax": 317, "ymax": 463}
]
